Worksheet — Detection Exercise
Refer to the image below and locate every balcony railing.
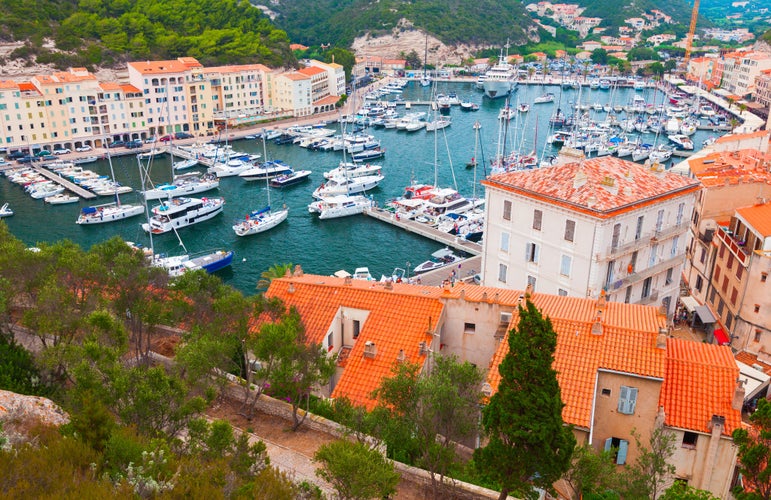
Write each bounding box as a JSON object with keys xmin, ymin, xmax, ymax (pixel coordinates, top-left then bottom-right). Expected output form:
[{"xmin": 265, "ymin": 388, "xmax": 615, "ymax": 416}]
[
  {"xmin": 716, "ymin": 226, "xmax": 749, "ymax": 267},
  {"xmin": 606, "ymin": 254, "xmax": 686, "ymax": 291},
  {"xmin": 602, "ymin": 221, "xmax": 690, "ymax": 259}
]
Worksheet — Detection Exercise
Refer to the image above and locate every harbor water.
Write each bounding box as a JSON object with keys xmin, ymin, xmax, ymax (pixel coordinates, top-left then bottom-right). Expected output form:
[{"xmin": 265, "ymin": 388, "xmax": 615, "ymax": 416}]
[{"xmin": 0, "ymin": 81, "xmax": 719, "ymax": 294}]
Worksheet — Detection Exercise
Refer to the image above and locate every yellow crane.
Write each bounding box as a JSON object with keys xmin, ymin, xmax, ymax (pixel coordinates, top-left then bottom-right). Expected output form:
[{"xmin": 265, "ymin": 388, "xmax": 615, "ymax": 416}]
[{"xmin": 684, "ymin": 0, "xmax": 701, "ymax": 65}]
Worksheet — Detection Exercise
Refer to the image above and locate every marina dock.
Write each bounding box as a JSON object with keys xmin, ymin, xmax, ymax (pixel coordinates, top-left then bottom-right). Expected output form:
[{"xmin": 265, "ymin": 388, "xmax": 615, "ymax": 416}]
[
  {"xmin": 363, "ymin": 207, "xmax": 483, "ymax": 257},
  {"xmin": 29, "ymin": 164, "xmax": 97, "ymax": 199}
]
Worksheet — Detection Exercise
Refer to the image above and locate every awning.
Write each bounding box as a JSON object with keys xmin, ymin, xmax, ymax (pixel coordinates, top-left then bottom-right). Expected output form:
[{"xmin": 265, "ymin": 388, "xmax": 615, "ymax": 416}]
[
  {"xmin": 680, "ymin": 296, "xmax": 700, "ymax": 314},
  {"xmin": 695, "ymin": 305, "xmax": 716, "ymax": 324},
  {"xmin": 714, "ymin": 328, "xmax": 729, "ymax": 346}
]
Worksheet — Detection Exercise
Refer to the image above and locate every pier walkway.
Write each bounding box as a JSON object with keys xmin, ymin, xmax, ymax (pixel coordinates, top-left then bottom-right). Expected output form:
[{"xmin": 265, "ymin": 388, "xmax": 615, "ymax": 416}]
[
  {"xmin": 29, "ymin": 164, "xmax": 97, "ymax": 199},
  {"xmin": 363, "ymin": 206, "xmax": 482, "ymax": 257}
]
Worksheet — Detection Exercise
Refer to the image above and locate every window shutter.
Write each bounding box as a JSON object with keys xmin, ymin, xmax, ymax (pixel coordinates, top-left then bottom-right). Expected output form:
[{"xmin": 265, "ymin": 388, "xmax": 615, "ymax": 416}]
[
  {"xmin": 525, "ymin": 242, "xmax": 532, "ymax": 261},
  {"xmin": 627, "ymin": 387, "xmax": 638, "ymax": 414},
  {"xmin": 534, "ymin": 244, "xmax": 540, "ymax": 263},
  {"xmin": 618, "ymin": 386, "xmax": 629, "ymax": 413},
  {"xmin": 617, "ymin": 439, "xmax": 629, "ymax": 465},
  {"xmin": 604, "ymin": 437, "xmax": 613, "ymax": 452}
]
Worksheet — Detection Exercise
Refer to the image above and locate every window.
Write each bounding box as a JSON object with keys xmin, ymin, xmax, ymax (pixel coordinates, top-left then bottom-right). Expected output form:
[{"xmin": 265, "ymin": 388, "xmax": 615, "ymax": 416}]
[
  {"xmin": 618, "ymin": 386, "xmax": 638, "ymax": 415},
  {"xmin": 682, "ymin": 432, "xmax": 698, "ymax": 449},
  {"xmin": 605, "ymin": 437, "xmax": 630, "ymax": 465},
  {"xmin": 717, "ymin": 299, "xmax": 725, "ymax": 316},
  {"xmin": 676, "ymin": 203, "xmax": 685, "ymax": 225},
  {"xmin": 558, "ymin": 289, "xmax": 568, "ymax": 296},
  {"xmin": 625, "ymin": 286, "xmax": 632, "ymax": 304},
  {"xmin": 498, "ymin": 263, "xmax": 507, "ymax": 283},
  {"xmin": 666, "ymin": 268, "xmax": 673, "ymax": 285},
  {"xmin": 695, "ymin": 275, "xmax": 703, "ymax": 292},
  {"xmin": 642, "ymin": 277, "xmax": 652, "ymax": 298},
  {"xmin": 464, "ymin": 322, "xmax": 476, "ymax": 334},
  {"xmin": 611, "ymin": 223, "xmax": 621, "ymax": 251},
  {"xmin": 503, "ymin": 200, "xmax": 512, "ymax": 221},
  {"xmin": 532, "ymin": 209, "xmax": 542, "ymax": 230},
  {"xmin": 736, "ymin": 266, "xmax": 743, "ymax": 280},
  {"xmin": 630, "ymin": 251, "xmax": 638, "ymax": 273},
  {"xmin": 352, "ymin": 320, "xmax": 360, "ymax": 340},
  {"xmin": 327, "ymin": 332, "xmax": 333, "ymax": 349},
  {"xmin": 730, "ymin": 288, "xmax": 738, "ymax": 305},
  {"xmin": 727, "ymin": 254, "xmax": 734, "ymax": 270},
  {"xmin": 719, "ymin": 245, "xmax": 725, "ymax": 259},
  {"xmin": 755, "ymin": 304, "xmax": 760, "ymax": 313},
  {"xmin": 714, "ymin": 266, "xmax": 721, "ymax": 283},
  {"xmin": 722, "ymin": 276, "xmax": 729, "ymax": 293},
  {"xmin": 601, "ymin": 388, "xmax": 611, "ymax": 396},
  {"xmin": 527, "ymin": 275, "xmax": 537, "ymax": 288},
  {"xmin": 671, "ymin": 236, "xmax": 679, "ymax": 257},
  {"xmin": 564, "ymin": 220, "xmax": 576, "ymax": 242},
  {"xmin": 525, "ymin": 242, "xmax": 539, "ymax": 263},
  {"xmin": 560, "ymin": 255, "xmax": 572, "ymax": 277},
  {"xmin": 649, "ymin": 243, "xmax": 658, "ymax": 267},
  {"xmin": 763, "ymin": 273, "xmax": 768, "ymax": 283},
  {"xmin": 755, "ymin": 330, "xmax": 762, "ymax": 342},
  {"xmin": 500, "ymin": 231, "xmax": 510, "ymax": 252},
  {"xmin": 726, "ymin": 312, "xmax": 733, "ymax": 330},
  {"xmin": 606, "ymin": 260, "xmax": 615, "ymax": 289},
  {"xmin": 635, "ymin": 216, "xmax": 644, "ymax": 240},
  {"xmin": 656, "ymin": 209, "xmax": 664, "ymax": 232}
]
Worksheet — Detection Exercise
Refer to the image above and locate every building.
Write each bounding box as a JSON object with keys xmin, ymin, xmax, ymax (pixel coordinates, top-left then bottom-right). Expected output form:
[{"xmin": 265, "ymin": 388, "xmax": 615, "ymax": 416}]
[
  {"xmin": 267, "ymin": 272, "xmax": 742, "ymax": 498},
  {"xmin": 202, "ymin": 63, "xmax": 269, "ymax": 128},
  {"xmin": 721, "ymin": 52, "xmax": 771, "ymax": 98},
  {"xmin": 707, "ymin": 202, "xmax": 771, "ymax": 354},
  {"xmin": 754, "ymin": 69, "xmax": 771, "ymax": 113},
  {"xmin": 480, "ymin": 157, "xmax": 701, "ymax": 318},
  {"xmin": 687, "ymin": 57, "xmax": 717, "ymax": 83}
]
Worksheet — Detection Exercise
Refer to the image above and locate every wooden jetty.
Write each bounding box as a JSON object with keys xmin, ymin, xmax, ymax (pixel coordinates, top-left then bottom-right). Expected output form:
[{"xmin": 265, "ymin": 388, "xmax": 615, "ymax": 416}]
[
  {"xmin": 29, "ymin": 164, "xmax": 97, "ymax": 199},
  {"xmin": 363, "ymin": 207, "xmax": 482, "ymax": 256}
]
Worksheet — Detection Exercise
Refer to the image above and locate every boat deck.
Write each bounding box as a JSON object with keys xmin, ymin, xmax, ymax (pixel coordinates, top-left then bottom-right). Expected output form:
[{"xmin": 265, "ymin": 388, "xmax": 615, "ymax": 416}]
[
  {"xmin": 363, "ymin": 206, "xmax": 482, "ymax": 256},
  {"xmin": 409, "ymin": 255, "xmax": 481, "ymax": 287}
]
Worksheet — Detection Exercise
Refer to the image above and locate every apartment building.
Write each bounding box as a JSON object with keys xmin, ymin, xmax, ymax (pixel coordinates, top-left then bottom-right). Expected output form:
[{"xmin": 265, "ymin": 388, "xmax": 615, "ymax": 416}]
[
  {"xmin": 480, "ymin": 157, "xmax": 701, "ymax": 318},
  {"xmin": 722, "ymin": 51, "xmax": 771, "ymax": 97},
  {"xmin": 708, "ymin": 203, "xmax": 771, "ymax": 354},
  {"xmin": 755, "ymin": 69, "xmax": 771, "ymax": 112},
  {"xmin": 203, "ymin": 63, "xmax": 269, "ymax": 127},
  {"xmin": 267, "ymin": 272, "xmax": 742, "ymax": 498}
]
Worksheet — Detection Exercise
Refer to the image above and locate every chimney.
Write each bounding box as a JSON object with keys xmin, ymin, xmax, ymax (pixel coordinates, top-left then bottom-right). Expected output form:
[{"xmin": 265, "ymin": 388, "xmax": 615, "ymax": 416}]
[
  {"xmin": 293, "ymin": 264, "xmax": 304, "ymax": 277},
  {"xmin": 397, "ymin": 349, "xmax": 406, "ymax": 363},
  {"xmin": 656, "ymin": 328, "xmax": 668, "ymax": 349},
  {"xmin": 418, "ymin": 341, "xmax": 428, "ymax": 356},
  {"xmin": 481, "ymin": 382, "xmax": 493, "ymax": 398},
  {"xmin": 363, "ymin": 341, "xmax": 377, "ymax": 359},
  {"xmin": 732, "ymin": 379, "xmax": 746, "ymax": 411},
  {"xmin": 655, "ymin": 405, "xmax": 666, "ymax": 428},
  {"xmin": 284, "ymin": 267, "xmax": 292, "ymax": 277},
  {"xmin": 459, "ymin": 288, "xmax": 466, "ymax": 300},
  {"xmin": 288, "ymin": 283, "xmax": 295, "ymax": 294},
  {"xmin": 344, "ymin": 275, "xmax": 352, "ymax": 286},
  {"xmin": 591, "ymin": 320, "xmax": 603, "ymax": 336},
  {"xmin": 384, "ymin": 280, "xmax": 393, "ymax": 290},
  {"xmin": 596, "ymin": 290, "xmax": 607, "ymax": 315}
]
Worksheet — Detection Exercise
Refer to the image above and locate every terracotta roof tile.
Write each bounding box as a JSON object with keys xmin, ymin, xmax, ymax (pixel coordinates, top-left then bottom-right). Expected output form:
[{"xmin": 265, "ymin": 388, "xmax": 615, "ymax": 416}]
[
  {"xmin": 482, "ymin": 157, "xmax": 701, "ymax": 219},
  {"xmin": 486, "ymin": 295, "xmax": 667, "ymax": 428},
  {"xmin": 128, "ymin": 58, "xmax": 202, "ymax": 74},
  {"xmin": 736, "ymin": 202, "xmax": 771, "ymax": 238},
  {"xmin": 659, "ymin": 338, "xmax": 741, "ymax": 435},
  {"xmin": 687, "ymin": 149, "xmax": 771, "ymax": 188},
  {"xmin": 298, "ymin": 66, "xmax": 326, "ymax": 76}
]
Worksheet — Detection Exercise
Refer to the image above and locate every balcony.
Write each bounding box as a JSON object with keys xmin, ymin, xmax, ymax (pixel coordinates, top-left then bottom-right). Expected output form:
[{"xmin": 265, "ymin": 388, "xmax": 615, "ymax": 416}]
[
  {"xmin": 716, "ymin": 226, "xmax": 749, "ymax": 267},
  {"xmin": 603, "ymin": 221, "xmax": 690, "ymax": 259},
  {"xmin": 639, "ymin": 290, "xmax": 660, "ymax": 305},
  {"xmin": 607, "ymin": 254, "xmax": 686, "ymax": 291}
]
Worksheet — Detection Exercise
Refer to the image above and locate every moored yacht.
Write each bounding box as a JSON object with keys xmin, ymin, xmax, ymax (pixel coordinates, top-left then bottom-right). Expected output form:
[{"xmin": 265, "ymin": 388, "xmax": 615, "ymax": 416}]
[
  {"xmin": 141, "ymin": 196, "xmax": 225, "ymax": 234},
  {"xmin": 308, "ymin": 194, "xmax": 372, "ymax": 219},
  {"xmin": 482, "ymin": 44, "xmax": 517, "ymax": 99}
]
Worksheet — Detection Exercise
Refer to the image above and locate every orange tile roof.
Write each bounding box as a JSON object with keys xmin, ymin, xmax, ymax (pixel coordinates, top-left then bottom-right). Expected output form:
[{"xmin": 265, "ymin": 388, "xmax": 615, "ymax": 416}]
[
  {"xmin": 203, "ymin": 63, "xmax": 270, "ymax": 74},
  {"xmin": 17, "ymin": 82, "xmax": 38, "ymax": 93},
  {"xmin": 120, "ymin": 84, "xmax": 142, "ymax": 94},
  {"xmin": 266, "ymin": 275, "xmax": 443, "ymax": 409},
  {"xmin": 314, "ymin": 95, "xmax": 340, "ymax": 105},
  {"xmin": 0, "ymin": 80, "xmax": 19, "ymax": 90},
  {"xmin": 736, "ymin": 202, "xmax": 771, "ymax": 238},
  {"xmin": 482, "ymin": 157, "xmax": 701, "ymax": 219},
  {"xmin": 290, "ymin": 43, "xmax": 309, "ymax": 51},
  {"xmin": 282, "ymin": 72, "xmax": 310, "ymax": 81},
  {"xmin": 715, "ymin": 130, "xmax": 768, "ymax": 144},
  {"xmin": 486, "ymin": 294, "xmax": 667, "ymax": 429},
  {"xmin": 99, "ymin": 82, "xmax": 121, "ymax": 91},
  {"xmin": 298, "ymin": 66, "xmax": 326, "ymax": 77},
  {"xmin": 735, "ymin": 351, "xmax": 771, "ymax": 375},
  {"xmin": 659, "ymin": 338, "xmax": 741, "ymax": 435},
  {"xmin": 128, "ymin": 58, "xmax": 202, "ymax": 74},
  {"xmin": 687, "ymin": 149, "xmax": 771, "ymax": 188}
]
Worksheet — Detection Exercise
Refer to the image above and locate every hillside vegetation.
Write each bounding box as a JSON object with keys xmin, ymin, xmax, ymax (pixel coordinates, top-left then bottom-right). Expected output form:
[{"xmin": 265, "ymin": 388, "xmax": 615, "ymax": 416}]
[
  {"xmin": 253, "ymin": 0, "xmax": 536, "ymax": 47},
  {"xmin": 0, "ymin": 0, "xmax": 295, "ymax": 70},
  {"xmin": 573, "ymin": 0, "xmax": 695, "ymax": 28}
]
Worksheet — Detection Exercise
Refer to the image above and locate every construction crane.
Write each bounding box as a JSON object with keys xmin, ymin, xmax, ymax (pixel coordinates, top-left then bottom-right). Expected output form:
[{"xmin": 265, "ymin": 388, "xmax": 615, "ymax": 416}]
[{"xmin": 684, "ymin": 0, "xmax": 701, "ymax": 65}]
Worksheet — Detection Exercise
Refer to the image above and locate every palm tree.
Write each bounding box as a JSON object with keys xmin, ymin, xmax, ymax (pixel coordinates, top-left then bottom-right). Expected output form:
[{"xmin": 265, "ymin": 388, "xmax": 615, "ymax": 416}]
[{"xmin": 257, "ymin": 262, "xmax": 293, "ymax": 291}]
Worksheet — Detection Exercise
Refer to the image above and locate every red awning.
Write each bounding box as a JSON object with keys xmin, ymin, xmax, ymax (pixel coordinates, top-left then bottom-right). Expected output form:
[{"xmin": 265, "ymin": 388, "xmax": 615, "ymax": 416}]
[{"xmin": 714, "ymin": 328, "xmax": 729, "ymax": 346}]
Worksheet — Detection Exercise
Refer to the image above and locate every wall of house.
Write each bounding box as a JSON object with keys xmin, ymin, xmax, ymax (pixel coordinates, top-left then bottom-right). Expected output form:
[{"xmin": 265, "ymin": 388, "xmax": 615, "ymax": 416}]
[
  {"xmin": 734, "ymin": 251, "xmax": 771, "ymax": 353},
  {"xmin": 438, "ymin": 296, "xmax": 514, "ymax": 370},
  {"xmin": 668, "ymin": 427, "xmax": 738, "ymax": 498},
  {"xmin": 591, "ymin": 371, "xmax": 663, "ymax": 466}
]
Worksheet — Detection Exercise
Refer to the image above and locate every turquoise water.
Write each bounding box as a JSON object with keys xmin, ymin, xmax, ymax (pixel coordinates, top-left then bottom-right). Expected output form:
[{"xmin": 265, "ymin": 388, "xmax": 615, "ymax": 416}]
[{"xmin": 0, "ymin": 81, "xmax": 716, "ymax": 294}]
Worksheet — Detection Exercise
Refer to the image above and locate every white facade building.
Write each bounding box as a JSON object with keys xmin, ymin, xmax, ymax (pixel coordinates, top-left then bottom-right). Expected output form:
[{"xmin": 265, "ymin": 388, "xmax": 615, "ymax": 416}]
[{"xmin": 480, "ymin": 157, "xmax": 701, "ymax": 317}]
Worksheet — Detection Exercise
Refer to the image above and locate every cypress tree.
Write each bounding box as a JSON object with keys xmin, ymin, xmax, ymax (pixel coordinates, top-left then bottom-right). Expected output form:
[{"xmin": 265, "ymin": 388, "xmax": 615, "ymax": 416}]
[{"xmin": 475, "ymin": 299, "xmax": 576, "ymax": 500}]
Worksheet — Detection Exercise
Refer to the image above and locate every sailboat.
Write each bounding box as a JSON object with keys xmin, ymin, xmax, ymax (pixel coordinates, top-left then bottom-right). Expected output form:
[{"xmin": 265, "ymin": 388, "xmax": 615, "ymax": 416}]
[
  {"xmin": 233, "ymin": 132, "xmax": 289, "ymax": 236},
  {"xmin": 76, "ymin": 146, "xmax": 144, "ymax": 225},
  {"xmin": 420, "ymin": 33, "xmax": 431, "ymax": 87},
  {"xmin": 134, "ymin": 157, "xmax": 232, "ymax": 275}
]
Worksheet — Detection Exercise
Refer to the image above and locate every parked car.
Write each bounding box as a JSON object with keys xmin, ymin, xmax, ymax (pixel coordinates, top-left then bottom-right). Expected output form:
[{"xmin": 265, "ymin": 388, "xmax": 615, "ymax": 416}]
[
  {"xmin": 144, "ymin": 136, "xmax": 157, "ymax": 144},
  {"xmin": 35, "ymin": 150, "xmax": 52, "ymax": 157},
  {"xmin": 17, "ymin": 155, "xmax": 36, "ymax": 163},
  {"xmin": 75, "ymin": 145, "xmax": 92, "ymax": 152},
  {"xmin": 53, "ymin": 148, "xmax": 71, "ymax": 155},
  {"xmin": 107, "ymin": 141, "xmax": 126, "ymax": 148},
  {"xmin": 125, "ymin": 140, "xmax": 142, "ymax": 149},
  {"xmin": 174, "ymin": 132, "xmax": 194, "ymax": 140},
  {"xmin": 159, "ymin": 135, "xmax": 173, "ymax": 142},
  {"xmin": 7, "ymin": 150, "xmax": 26, "ymax": 159}
]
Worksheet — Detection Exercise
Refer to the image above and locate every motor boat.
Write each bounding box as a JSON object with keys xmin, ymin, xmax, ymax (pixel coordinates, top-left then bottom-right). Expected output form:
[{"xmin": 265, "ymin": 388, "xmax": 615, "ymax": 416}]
[
  {"xmin": 308, "ymin": 194, "xmax": 372, "ymax": 219},
  {"xmin": 413, "ymin": 248, "xmax": 461, "ymax": 274},
  {"xmin": 141, "ymin": 196, "xmax": 225, "ymax": 234}
]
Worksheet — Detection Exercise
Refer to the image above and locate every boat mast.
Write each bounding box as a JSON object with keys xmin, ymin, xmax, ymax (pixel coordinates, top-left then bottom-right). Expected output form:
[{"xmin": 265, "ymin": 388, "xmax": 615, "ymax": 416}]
[
  {"xmin": 262, "ymin": 129, "xmax": 272, "ymax": 208},
  {"xmin": 105, "ymin": 139, "xmax": 121, "ymax": 207},
  {"xmin": 472, "ymin": 121, "xmax": 480, "ymax": 199},
  {"xmin": 423, "ymin": 33, "xmax": 428, "ymax": 79}
]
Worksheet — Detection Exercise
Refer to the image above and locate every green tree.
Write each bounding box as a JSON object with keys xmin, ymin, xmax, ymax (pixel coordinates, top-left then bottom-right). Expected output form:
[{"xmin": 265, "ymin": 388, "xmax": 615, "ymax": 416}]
[
  {"xmin": 474, "ymin": 300, "xmax": 575, "ymax": 500},
  {"xmin": 314, "ymin": 439, "xmax": 400, "ymax": 499},
  {"xmin": 661, "ymin": 481, "xmax": 721, "ymax": 499},
  {"xmin": 591, "ymin": 48, "xmax": 608, "ymax": 65},
  {"xmin": 622, "ymin": 428, "xmax": 677, "ymax": 500},
  {"xmin": 563, "ymin": 444, "xmax": 622, "ymax": 499},
  {"xmin": 733, "ymin": 398, "xmax": 771, "ymax": 500},
  {"xmin": 257, "ymin": 262, "xmax": 293, "ymax": 291},
  {"xmin": 402, "ymin": 49, "xmax": 422, "ymax": 69},
  {"xmin": 373, "ymin": 355, "xmax": 483, "ymax": 497}
]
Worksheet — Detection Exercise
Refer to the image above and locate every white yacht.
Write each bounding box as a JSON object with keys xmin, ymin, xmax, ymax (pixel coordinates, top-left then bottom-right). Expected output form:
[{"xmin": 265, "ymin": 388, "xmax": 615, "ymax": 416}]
[
  {"xmin": 142, "ymin": 173, "xmax": 219, "ymax": 200},
  {"xmin": 141, "ymin": 196, "xmax": 225, "ymax": 234},
  {"xmin": 312, "ymin": 174, "xmax": 384, "ymax": 199},
  {"xmin": 76, "ymin": 202, "xmax": 145, "ymax": 224},
  {"xmin": 238, "ymin": 160, "xmax": 293, "ymax": 181},
  {"xmin": 482, "ymin": 43, "xmax": 517, "ymax": 99},
  {"xmin": 308, "ymin": 195, "xmax": 372, "ymax": 219},
  {"xmin": 323, "ymin": 162, "xmax": 382, "ymax": 180}
]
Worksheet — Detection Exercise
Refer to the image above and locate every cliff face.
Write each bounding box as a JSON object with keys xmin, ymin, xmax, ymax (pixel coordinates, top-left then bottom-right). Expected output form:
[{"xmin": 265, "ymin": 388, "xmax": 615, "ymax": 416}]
[{"xmin": 0, "ymin": 390, "xmax": 70, "ymax": 446}]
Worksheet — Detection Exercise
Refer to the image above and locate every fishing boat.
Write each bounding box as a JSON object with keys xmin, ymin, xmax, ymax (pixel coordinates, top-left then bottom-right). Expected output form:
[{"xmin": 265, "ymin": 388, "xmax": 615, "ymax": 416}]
[
  {"xmin": 413, "ymin": 248, "xmax": 461, "ymax": 274},
  {"xmin": 0, "ymin": 202, "xmax": 12, "ymax": 218},
  {"xmin": 308, "ymin": 194, "xmax": 372, "ymax": 219},
  {"xmin": 269, "ymin": 169, "xmax": 312, "ymax": 188},
  {"xmin": 141, "ymin": 196, "xmax": 225, "ymax": 234}
]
